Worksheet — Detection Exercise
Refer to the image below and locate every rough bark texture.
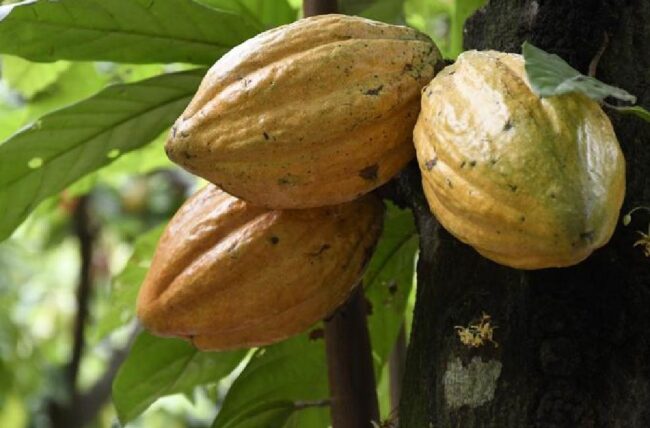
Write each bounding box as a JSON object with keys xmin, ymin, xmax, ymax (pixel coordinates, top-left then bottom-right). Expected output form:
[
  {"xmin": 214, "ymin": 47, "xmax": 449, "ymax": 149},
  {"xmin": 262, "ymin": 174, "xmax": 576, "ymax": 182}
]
[{"xmin": 399, "ymin": 1, "xmax": 650, "ymax": 427}]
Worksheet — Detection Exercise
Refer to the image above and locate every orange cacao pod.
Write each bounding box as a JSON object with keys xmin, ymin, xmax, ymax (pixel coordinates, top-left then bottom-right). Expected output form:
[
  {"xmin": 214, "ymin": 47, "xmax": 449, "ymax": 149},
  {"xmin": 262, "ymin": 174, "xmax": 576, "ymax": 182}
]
[
  {"xmin": 136, "ymin": 185, "xmax": 383, "ymax": 350},
  {"xmin": 166, "ymin": 14, "xmax": 441, "ymax": 208}
]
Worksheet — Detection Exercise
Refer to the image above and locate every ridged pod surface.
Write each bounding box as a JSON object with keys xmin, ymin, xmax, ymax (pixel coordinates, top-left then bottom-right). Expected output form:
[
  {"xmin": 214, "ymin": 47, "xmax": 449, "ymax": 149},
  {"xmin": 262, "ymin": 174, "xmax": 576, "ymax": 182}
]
[
  {"xmin": 136, "ymin": 185, "xmax": 383, "ymax": 350},
  {"xmin": 413, "ymin": 50, "xmax": 625, "ymax": 269},
  {"xmin": 166, "ymin": 14, "xmax": 441, "ymax": 208}
]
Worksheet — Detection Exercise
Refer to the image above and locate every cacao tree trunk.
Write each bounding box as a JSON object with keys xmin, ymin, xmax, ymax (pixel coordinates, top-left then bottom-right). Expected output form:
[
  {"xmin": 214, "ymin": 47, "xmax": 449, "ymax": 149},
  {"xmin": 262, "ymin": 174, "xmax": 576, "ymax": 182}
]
[{"xmin": 398, "ymin": 1, "xmax": 650, "ymax": 427}]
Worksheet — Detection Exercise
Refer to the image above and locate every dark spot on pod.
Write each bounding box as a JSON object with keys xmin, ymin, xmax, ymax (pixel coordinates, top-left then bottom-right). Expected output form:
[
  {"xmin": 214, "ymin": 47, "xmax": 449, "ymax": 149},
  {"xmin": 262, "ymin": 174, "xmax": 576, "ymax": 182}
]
[
  {"xmin": 520, "ymin": 216, "xmax": 526, "ymax": 223},
  {"xmin": 171, "ymin": 125, "xmax": 178, "ymax": 138},
  {"xmin": 359, "ymin": 164, "xmax": 379, "ymax": 181},
  {"xmin": 448, "ymin": 70, "xmax": 456, "ymax": 75},
  {"xmin": 403, "ymin": 63, "xmax": 413, "ymax": 72},
  {"xmin": 460, "ymin": 161, "xmax": 466, "ymax": 168},
  {"xmin": 508, "ymin": 184, "xmax": 518, "ymax": 192},
  {"xmin": 490, "ymin": 159, "xmax": 498, "ymax": 165},
  {"xmin": 503, "ymin": 119, "xmax": 513, "ymax": 131},
  {"xmin": 550, "ymin": 193, "xmax": 557, "ymax": 199},
  {"xmin": 182, "ymin": 150, "xmax": 193, "ymax": 160},
  {"xmin": 447, "ymin": 179, "xmax": 453, "ymax": 188},
  {"xmin": 364, "ymin": 85, "xmax": 383, "ymax": 96},
  {"xmin": 424, "ymin": 158, "xmax": 437, "ymax": 170},
  {"xmin": 263, "ymin": 132, "xmax": 270, "ymax": 140},
  {"xmin": 269, "ymin": 236, "xmax": 279, "ymax": 245},
  {"xmin": 309, "ymin": 328, "xmax": 324, "ymax": 341},
  {"xmin": 469, "ymin": 160, "xmax": 477, "ymax": 167}
]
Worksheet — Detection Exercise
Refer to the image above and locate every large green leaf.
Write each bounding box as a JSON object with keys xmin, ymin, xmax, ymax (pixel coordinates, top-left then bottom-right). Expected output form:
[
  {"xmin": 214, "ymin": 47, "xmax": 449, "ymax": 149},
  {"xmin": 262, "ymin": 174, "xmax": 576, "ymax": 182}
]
[
  {"xmin": 1, "ymin": 55, "xmax": 70, "ymax": 99},
  {"xmin": 112, "ymin": 331, "xmax": 247, "ymax": 424},
  {"xmin": 0, "ymin": 0, "xmax": 260, "ymax": 64},
  {"xmin": 93, "ymin": 224, "xmax": 165, "ymax": 342},
  {"xmin": 212, "ymin": 203, "xmax": 418, "ymax": 428},
  {"xmin": 211, "ymin": 336, "xmax": 329, "ymax": 428},
  {"xmin": 198, "ymin": 0, "xmax": 297, "ymax": 28},
  {"xmin": 522, "ymin": 41, "xmax": 636, "ymax": 102},
  {"xmin": 0, "ymin": 69, "xmax": 204, "ymax": 242}
]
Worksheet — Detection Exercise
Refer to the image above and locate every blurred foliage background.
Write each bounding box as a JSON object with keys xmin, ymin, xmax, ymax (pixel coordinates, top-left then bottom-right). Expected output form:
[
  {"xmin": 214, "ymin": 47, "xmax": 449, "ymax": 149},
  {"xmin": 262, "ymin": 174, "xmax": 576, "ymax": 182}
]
[{"xmin": 0, "ymin": 0, "xmax": 484, "ymax": 427}]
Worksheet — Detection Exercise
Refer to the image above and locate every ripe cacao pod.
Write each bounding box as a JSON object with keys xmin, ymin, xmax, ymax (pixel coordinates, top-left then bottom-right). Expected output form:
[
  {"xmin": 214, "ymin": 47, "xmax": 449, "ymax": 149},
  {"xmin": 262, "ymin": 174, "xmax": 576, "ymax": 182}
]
[
  {"xmin": 137, "ymin": 185, "xmax": 383, "ymax": 350},
  {"xmin": 413, "ymin": 50, "xmax": 625, "ymax": 270},
  {"xmin": 166, "ymin": 14, "xmax": 441, "ymax": 208}
]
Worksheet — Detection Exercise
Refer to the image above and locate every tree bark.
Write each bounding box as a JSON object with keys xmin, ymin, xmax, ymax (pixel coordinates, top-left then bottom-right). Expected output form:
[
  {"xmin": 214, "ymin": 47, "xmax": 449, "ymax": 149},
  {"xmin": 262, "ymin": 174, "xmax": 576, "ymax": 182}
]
[{"xmin": 399, "ymin": 1, "xmax": 650, "ymax": 427}]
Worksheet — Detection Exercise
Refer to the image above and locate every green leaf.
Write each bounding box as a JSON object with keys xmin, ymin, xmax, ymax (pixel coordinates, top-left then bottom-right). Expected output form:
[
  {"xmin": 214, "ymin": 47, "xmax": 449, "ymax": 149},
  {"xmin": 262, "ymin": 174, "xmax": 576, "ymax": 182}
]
[
  {"xmin": 2, "ymin": 55, "xmax": 70, "ymax": 99},
  {"xmin": 522, "ymin": 41, "xmax": 637, "ymax": 102},
  {"xmin": 113, "ymin": 332, "xmax": 246, "ymax": 424},
  {"xmin": 606, "ymin": 104, "xmax": 650, "ymax": 123},
  {"xmin": 341, "ymin": 0, "xmax": 405, "ymax": 24},
  {"xmin": 212, "ymin": 203, "xmax": 418, "ymax": 428},
  {"xmin": 0, "ymin": 69, "xmax": 204, "ymax": 242},
  {"xmin": 198, "ymin": 0, "xmax": 297, "ymax": 28},
  {"xmin": 364, "ymin": 202, "xmax": 417, "ymax": 365},
  {"xmin": 449, "ymin": 0, "xmax": 485, "ymax": 57},
  {"xmin": 214, "ymin": 400, "xmax": 298, "ymax": 428},
  {"xmin": 0, "ymin": 0, "xmax": 260, "ymax": 64},
  {"xmin": 0, "ymin": 104, "xmax": 26, "ymax": 141},
  {"xmin": 212, "ymin": 336, "xmax": 330, "ymax": 428},
  {"xmin": 24, "ymin": 62, "xmax": 108, "ymax": 123},
  {"xmin": 93, "ymin": 224, "xmax": 165, "ymax": 341}
]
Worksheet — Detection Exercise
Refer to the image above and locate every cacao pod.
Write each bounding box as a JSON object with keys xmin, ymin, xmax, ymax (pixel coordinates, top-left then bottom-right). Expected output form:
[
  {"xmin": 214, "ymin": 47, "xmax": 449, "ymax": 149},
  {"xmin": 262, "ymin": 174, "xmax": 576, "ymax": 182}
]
[
  {"xmin": 413, "ymin": 50, "xmax": 625, "ymax": 270},
  {"xmin": 166, "ymin": 14, "xmax": 441, "ymax": 208},
  {"xmin": 136, "ymin": 185, "xmax": 383, "ymax": 350}
]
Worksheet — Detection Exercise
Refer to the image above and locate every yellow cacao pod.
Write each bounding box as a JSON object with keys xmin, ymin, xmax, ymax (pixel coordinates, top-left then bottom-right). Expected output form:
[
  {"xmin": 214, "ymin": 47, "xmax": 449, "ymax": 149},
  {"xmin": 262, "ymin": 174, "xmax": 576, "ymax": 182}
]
[
  {"xmin": 413, "ymin": 50, "xmax": 625, "ymax": 270},
  {"xmin": 166, "ymin": 14, "xmax": 441, "ymax": 208},
  {"xmin": 136, "ymin": 185, "xmax": 383, "ymax": 350}
]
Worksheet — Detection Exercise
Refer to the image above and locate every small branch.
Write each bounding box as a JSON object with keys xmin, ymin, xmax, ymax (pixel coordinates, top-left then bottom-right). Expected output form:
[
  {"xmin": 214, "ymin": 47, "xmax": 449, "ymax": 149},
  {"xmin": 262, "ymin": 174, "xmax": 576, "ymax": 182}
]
[
  {"xmin": 68, "ymin": 194, "xmax": 96, "ymax": 391},
  {"xmin": 324, "ymin": 286, "xmax": 380, "ymax": 428},
  {"xmin": 303, "ymin": 0, "xmax": 338, "ymax": 17},
  {"xmin": 588, "ymin": 32, "xmax": 609, "ymax": 77}
]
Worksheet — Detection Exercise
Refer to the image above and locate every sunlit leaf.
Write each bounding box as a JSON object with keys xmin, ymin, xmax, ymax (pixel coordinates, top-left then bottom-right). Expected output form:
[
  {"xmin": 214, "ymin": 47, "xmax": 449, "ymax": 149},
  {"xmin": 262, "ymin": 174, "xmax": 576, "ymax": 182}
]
[
  {"xmin": 93, "ymin": 224, "xmax": 165, "ymax": 341},
  {"xmin": 113, "ymin": 331, "xmax": 246, "ymax": 424},
  {"xmin": 1, "ymin": 55, "xmax": 70, "ymax": 99},
  {"xmin": 522, "ymin": 41, "xmax": 637, "ymax": 102},
  {"xmin": 0, "ymin": 0, "xmax": 260, "ymax": 64},
  {"xmin": 0, "ymin": 69, "xmax": 204, "ymax": 242},
  {"xmin": 24, "ymin": 62, "xmax": 108, "ymax": 123},
  {"xmin": 0, "ymin": 103, "xmax": 26, "ymax": 141}
]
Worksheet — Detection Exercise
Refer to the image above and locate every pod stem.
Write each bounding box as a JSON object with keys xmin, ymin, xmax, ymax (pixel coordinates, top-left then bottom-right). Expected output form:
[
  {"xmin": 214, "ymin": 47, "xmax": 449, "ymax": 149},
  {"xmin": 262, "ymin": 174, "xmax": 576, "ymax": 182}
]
[{"xmin": 324, "ymin": 286, "xmax": 380, "ymax": 428}]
